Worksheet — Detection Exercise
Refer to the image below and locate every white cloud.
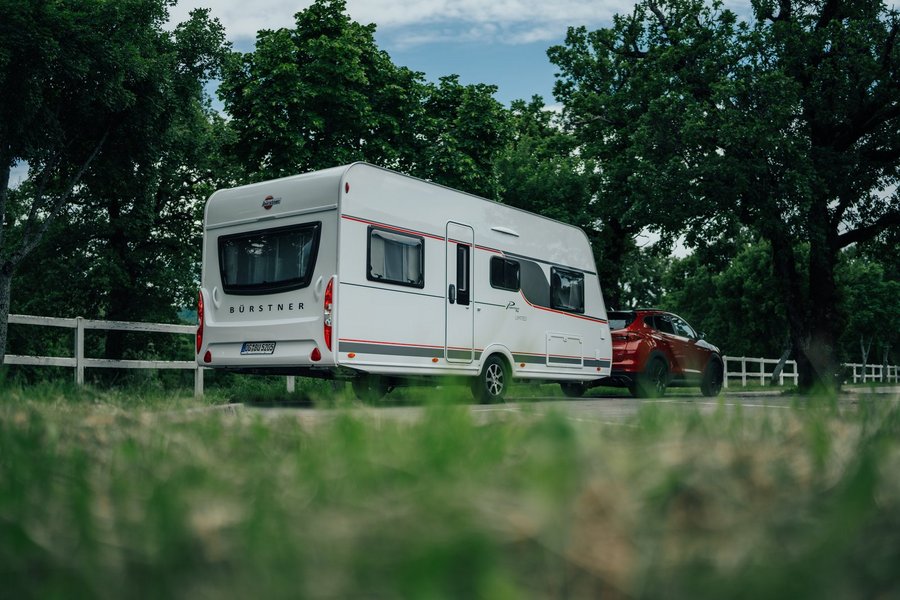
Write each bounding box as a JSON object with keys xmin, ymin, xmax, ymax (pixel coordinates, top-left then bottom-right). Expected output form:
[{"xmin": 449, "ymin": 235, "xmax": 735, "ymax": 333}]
[
  {"xmin": 167, "ymin": 0, "xmax": 626, "ymax": 44},
  {"xmin": 167, "ymin": 0, "xmax": 754, "ymax": 47}
]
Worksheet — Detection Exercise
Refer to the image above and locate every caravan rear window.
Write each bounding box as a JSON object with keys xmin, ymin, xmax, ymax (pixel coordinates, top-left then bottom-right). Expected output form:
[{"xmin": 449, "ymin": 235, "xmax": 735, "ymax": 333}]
[
  {"xmin": 367, "ymin": 226, "xmax": 424, "ymax": 288},
  {"xmin": 218, "ymin": 223, "xmax": 321, "ymax": 295}
]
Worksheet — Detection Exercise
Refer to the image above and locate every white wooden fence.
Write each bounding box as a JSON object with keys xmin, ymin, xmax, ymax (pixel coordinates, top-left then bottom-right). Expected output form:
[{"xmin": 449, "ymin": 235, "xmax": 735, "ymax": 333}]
[
  {"xmin": 723, "ymin": 355, "xmax": 900, "ymax": 387},
  {"xmin": 723, "ymin": 356, "xmax": 799, "ymax": 388},
  {"xmin": 3, "ymin": 314, "xmax": 898, "ymax": 394},
  {"xmin": 844, "ymin": 363, "xmax": 900, "ymax": 384},
  {"xmin": 4, "ymin": 314, "xmax": 204, "ymax": 396}
]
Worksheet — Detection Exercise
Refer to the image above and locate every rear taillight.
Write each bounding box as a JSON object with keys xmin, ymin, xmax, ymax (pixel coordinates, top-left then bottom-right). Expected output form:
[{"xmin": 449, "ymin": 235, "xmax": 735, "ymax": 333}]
[
  {"xmin": 324, "ymin": 277, "xmax": 334, "ymax": 351},
  {"xmin": 196, "ymin": 290, "xmax": 204, "ymax": 354}
]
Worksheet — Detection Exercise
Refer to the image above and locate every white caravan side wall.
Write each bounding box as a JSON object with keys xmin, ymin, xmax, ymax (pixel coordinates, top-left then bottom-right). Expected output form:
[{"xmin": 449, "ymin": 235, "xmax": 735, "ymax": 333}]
[{"xmin": 334, "ymin": 163, "xmax": 611, "ymax": 381}]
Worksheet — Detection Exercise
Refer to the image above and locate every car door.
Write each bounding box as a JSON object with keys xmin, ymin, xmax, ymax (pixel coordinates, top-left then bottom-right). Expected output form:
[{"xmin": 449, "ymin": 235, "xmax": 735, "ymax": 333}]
[{"xmin": 670, "ymin": 315, "xmax": 705, "ymax": 378}]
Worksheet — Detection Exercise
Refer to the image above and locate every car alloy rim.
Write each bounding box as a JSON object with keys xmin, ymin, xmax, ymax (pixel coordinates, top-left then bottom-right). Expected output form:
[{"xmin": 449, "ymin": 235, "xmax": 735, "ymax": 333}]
[{"xmin": 486, "ymin": 363, "xmax": 504, "ymax": 396}]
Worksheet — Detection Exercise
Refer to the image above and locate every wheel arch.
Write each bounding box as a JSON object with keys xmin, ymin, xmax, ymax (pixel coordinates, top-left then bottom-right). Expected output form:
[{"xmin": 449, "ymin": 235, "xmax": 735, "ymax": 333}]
[{"xmin": 478, "ymin": 345, "xmax": 514, "ymax": 377}]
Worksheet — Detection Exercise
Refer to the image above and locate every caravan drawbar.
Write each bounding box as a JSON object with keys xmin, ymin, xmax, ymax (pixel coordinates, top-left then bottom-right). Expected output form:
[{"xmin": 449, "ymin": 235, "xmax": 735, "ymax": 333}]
[{"xmin": 197, "ymin": 163, "xmax": 613, "ymax": 401}]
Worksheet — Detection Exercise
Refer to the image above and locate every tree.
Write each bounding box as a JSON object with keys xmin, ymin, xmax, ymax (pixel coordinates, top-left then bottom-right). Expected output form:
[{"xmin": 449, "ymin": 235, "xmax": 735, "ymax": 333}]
[
  {"xmin": 835, "ymin": 251, "xmax": 900, "ymax": 369},
  {"xmin": 549, "ymin": 0, "xmax": 900, "ymax": 391},
  {"xmin": 661, "ymin": 237, "xmax": 790, "ymax": 358},
  {"xmin": 0, "ymin": 0, "xmax": 214, "ymax": 364},
  {"xmin": 496, "ymin": 96, "xmax": 661, "ymax": 308},
  {"xmin": 219, "ymin": 0, "xmax": 426, "ymax": 181},
  {"xmin": 1, "ymin": 3, "xmax": 229, "ymax": 365},
  {"xmin": 417, "ymin": 76, "xmax": 510, "ymax": 200}
]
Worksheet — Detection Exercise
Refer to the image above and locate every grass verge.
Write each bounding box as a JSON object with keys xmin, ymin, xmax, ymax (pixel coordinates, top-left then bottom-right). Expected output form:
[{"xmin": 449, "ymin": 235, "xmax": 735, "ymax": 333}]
[{"xmin": 1, "ymin": 384, "xmax": 899, "ymax": 598}]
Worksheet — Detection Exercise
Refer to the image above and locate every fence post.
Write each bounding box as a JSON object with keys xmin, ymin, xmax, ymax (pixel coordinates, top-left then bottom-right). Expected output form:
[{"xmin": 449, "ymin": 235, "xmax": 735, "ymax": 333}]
[
  {"xmin": 194, "ymin": 366, "xmax": 204, "ymax": 397},
  {"xmin": 741, "ymin": 357, "xmax": 747, "ymax": 387},
  {"xmin": 75, "ymin": 316, "xmax": 85, "ymax": 386},
  {"xmin": 287, "ymin": 376, "xmax": 295, "ymax": 393},
  {"xmin": 723, "ymin": 358, "xmax": 729, "ymax": 389},
  {"xmin": 759, "ymin": 358, "xmax": 765, "ymax": 386}
]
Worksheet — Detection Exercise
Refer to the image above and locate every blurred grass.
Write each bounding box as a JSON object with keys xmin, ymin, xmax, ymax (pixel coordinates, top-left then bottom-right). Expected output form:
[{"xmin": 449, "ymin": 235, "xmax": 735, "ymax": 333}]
[{"xmin": 1, "ymin": 383, "xmax": 899, "ymax": 599}]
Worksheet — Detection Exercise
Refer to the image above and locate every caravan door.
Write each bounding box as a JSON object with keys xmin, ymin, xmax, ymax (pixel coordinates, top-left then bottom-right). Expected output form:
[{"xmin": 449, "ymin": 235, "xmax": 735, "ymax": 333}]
[{"xmin": 445, "ymin": 222, "xmax": 474, "ymax": 364}]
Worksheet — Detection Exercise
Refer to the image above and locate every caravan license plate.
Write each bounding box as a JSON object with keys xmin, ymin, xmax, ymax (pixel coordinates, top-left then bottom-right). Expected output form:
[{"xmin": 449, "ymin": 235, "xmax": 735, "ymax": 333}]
[{"xmin": 241, "ymin": 342, "xmax": 276, "ymax": 355}]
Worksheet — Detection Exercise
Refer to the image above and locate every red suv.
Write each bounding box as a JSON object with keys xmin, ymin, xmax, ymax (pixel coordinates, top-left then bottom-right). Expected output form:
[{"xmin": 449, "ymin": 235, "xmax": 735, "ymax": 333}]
[{"xmin": 598, "ymin": 309, "xmax": 723, "ymax": 397}]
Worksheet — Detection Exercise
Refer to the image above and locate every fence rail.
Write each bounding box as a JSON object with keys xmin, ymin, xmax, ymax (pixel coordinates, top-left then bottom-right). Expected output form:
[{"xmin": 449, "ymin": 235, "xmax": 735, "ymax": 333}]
[
  {"xmin": 844, "ymin": 363, "xmax": 900, "ymax": 384},
  {"xmin": 3, "ymin": 314, "xmax": 898, "ymax": 394},
  {"xmin": 723, "ymin": 355, "xmax": 900, "ymax": 387},
  {"xmin": 4, "ymin": 314, "xmax": 204, "ymax": 396}
]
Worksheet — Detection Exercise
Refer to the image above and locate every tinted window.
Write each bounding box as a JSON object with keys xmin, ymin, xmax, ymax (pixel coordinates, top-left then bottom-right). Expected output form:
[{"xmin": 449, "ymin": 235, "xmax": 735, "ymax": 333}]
[
  {"xmin": 456, "ymin": 244, "xmax": 470, "ymax": 305},
  {"xmin": 672, "ymin": 316, "xmax": 696, "ymax": 338},
  {"xmin": 218, "ymin": 222, "xmax": 321, "ymax": 295},
  {"xmin": 490, "ymin": 257, "xmax": 520, "ymax": 291},
  {"xmin": 550, "ymin": 267, "xmax": 584, "ymax": 313},
  {"xmin": 648, "ymin": 315, "xmax": 676, "ymax": 335},
  {"xmin": 608, "ymin": 311, "xmax": 635, "ymax": 330},
  {"xmin": 367, "ymin": 227, "xmax": 424, "ymax": 288}
]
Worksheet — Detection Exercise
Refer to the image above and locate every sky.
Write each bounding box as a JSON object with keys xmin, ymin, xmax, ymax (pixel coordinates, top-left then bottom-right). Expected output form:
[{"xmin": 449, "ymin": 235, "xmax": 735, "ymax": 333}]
[
  {"xmin": 167, "ymin": 0, "xmax": 753, "ymax": 106},
  {"xmin": 8, "ymin": 0, "xmax": 752, "ymax": 189}
]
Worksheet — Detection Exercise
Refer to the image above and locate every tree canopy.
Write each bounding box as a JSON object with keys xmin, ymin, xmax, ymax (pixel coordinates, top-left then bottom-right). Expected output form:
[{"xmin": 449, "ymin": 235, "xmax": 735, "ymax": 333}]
[{"xmin": 549, "ymin": 0, "xmax": 900, "ymax": 390}]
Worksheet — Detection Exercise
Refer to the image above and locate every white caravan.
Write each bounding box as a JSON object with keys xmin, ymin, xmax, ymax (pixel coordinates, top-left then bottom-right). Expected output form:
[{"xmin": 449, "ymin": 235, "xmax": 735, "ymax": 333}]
[{"xmin": 197, "ymin": 163, "xmax": 612, "ymax": 401}]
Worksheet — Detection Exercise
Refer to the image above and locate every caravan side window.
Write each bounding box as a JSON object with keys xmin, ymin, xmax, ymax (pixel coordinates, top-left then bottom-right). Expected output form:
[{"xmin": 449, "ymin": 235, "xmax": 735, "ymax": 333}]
[
  {"xmin": 367, "ymin": 226, "xmax": 425, "ymax": 288},
  {"xmin": 490, "ymin": 257, "xmax": 520, "ymax": 291},
  {"xmin": 550, "ymin": 267, "xmax": 584, "ymax": 313}
]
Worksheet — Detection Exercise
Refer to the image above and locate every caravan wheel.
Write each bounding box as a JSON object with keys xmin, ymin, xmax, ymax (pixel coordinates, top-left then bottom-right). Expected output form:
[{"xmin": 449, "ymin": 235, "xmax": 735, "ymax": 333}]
[{"xmin": 472, "ymin": 355, "xmax": 509, "ymax": 404}]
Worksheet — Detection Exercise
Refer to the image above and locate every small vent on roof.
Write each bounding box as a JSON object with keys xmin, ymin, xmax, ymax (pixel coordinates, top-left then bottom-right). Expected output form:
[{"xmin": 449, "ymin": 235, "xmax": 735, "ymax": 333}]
[{"xmin": 491, "ymin": 226, "xmax": 519, "ymax": 237}]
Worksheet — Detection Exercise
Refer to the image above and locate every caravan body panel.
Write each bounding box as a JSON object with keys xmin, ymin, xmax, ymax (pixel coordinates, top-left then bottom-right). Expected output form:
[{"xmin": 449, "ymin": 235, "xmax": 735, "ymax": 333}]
[{"xmin": 199, "ymin": 163, "xmax": 612, "ymax": 383}]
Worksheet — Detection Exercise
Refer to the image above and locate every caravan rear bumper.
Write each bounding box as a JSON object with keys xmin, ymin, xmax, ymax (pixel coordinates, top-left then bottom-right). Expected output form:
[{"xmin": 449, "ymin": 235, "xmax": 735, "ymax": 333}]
[{"xmin": 198, "ymin": 318, "xmax": 333, "ymax": 368}]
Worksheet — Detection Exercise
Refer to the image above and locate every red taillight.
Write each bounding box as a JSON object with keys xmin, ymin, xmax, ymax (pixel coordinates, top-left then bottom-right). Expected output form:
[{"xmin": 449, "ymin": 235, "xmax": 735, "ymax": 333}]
[
  {"xmin": 323, "ymin": 277, "xmax": 334, "ymax": 351},
  {"xmin": 196, "ymin": 290, "xmax": 204, "ymax": 354},
  {"xmin": 310, "ymin": 347, "xmax": 321, "ymax": 362}
]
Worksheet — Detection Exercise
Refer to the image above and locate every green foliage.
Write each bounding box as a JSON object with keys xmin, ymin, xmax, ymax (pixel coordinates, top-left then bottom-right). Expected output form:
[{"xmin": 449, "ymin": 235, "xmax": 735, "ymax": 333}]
[
  {"xmin": 219, "ymin": 0, "xmax": 423, "ymax": 180},
  {"xmin": 662, "ymin": 237, "xmax": 790, "ymax": 357},
  {"xmin": 1, "ymin": 388, "xmax": 899, "ymax": 597},
  {"xmin": 219, "ymin": 0, "xmax": 510, "ymax": 198},
  {"xmin": 836, "ymin": 251, "xmax": 900, "ymax": 364},
  {"xmin": 419, "ymin": 76, "xmax": 510, "ymax": 199},
  {"xmin": 0, "ymin": 0, "xmax": 230, "ymax": 365},
  {"xmin": 549, "ymin": 0, "xmax": 900, "ymax": 391}
]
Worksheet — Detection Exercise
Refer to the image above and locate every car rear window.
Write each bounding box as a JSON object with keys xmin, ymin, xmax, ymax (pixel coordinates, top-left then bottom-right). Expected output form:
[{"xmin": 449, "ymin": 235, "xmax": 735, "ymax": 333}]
[
  {"xmin": 607, "ymin": 311, "xmax": 635, "ymax": 330},
  {"xmin": 218, "ymin": 222, "xmax": 321, "ymax": 295}
]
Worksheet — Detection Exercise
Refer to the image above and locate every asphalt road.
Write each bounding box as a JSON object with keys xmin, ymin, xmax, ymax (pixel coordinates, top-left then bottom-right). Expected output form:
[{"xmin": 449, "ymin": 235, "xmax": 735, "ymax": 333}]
[{"xmin": 240, "ymin": 386, "xmax": 899, "ymax": 426}]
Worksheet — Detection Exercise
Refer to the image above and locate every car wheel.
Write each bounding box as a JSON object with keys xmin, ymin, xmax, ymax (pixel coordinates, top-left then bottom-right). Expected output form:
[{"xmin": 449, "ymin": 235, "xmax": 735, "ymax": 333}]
[
  {"xmin": 635, "ymin": 357, "xmax": 668, "ymax": 398},
  {"xmin": 560, "ymin": 382, "xmax": 587, "ymax": 398},
  {"xmin": 701, "ymin": 359, "xmax": 723, "ymax": 397},
  {"xmin": 472, "ymin": 355, "xmax": 509, "ymax": 403}
]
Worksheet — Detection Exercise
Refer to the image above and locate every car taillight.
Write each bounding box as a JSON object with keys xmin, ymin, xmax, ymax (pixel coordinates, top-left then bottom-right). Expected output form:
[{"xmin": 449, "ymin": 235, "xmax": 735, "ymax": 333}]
[
  {"xmin": 323, "ymin": 277, "xmax": 334, "ymax": 351},
  {"xmin": 613, "ymin": 332, "xmax": 638, "ymax": 342},
  {"xmin": 196, "ymin": 290, "xmax": 204, "ymax": 354}
]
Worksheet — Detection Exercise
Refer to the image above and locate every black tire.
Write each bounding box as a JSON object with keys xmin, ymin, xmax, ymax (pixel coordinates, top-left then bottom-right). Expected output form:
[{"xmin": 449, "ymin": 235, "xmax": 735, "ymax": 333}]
[
  {"xmin": 635, "ymin": 357, "xmax": 668, "ymax": 398},
  {"xmin": 700, "ymin": 359, "xmax": 723, "ymax": 397},
  {"xmin": 560, "ymin": 382, "xmax": 587, "ymax": 398},
  {"xmin": 472, "ymin": 355, "xmax": 510, "ymax": 403},
  {"xmin": 352, "ymin": 375, "xmax": 390, "ymax": 402}
]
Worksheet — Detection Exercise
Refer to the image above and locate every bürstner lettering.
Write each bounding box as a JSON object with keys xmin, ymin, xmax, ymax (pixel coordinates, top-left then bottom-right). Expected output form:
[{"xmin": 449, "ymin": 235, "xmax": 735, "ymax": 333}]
[{"xmin": 230, "ymin": 302, "xmax": 304, "ymax": 314}]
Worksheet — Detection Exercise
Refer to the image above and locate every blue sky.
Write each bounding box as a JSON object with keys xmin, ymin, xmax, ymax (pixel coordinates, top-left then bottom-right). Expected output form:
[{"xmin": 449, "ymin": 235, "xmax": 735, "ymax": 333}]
[
  {"xmin": 8, "ymin": 1, "xmax": 752, "ymax": 188},
  {"xmin": 169, "ymin": 0, "xmax": 752, "ymax": 106}
]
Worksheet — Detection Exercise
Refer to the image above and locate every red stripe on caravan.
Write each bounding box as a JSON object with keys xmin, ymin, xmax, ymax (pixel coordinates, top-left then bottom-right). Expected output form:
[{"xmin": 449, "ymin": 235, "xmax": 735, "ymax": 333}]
[
  {"xmin": 518, "ymin": 291, "xmax": 608, "ymax": 324},
  {"xmin": 341, "ymin": 215, "xmax": 444, "ymax": 241}
]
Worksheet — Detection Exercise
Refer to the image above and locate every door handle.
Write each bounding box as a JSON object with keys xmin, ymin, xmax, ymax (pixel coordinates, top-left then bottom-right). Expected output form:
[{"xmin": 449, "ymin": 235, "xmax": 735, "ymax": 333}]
[{"xmin": 448, "ymin": 284, "xmax": 456, "ymax": 304}]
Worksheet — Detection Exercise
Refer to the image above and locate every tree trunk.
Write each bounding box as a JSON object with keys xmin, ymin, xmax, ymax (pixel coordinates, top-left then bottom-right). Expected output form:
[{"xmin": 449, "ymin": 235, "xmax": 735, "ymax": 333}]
[
  {"xmin": 594, "ymin": 219, "xmax": 631, "ymax": 310},
  {"xmin": 803, "ymin": 205, "xmax": 841, "ymax": 392},
  {"xmin": 769, "ymin": 232, "xmax": 809, "ymax": 388}
]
